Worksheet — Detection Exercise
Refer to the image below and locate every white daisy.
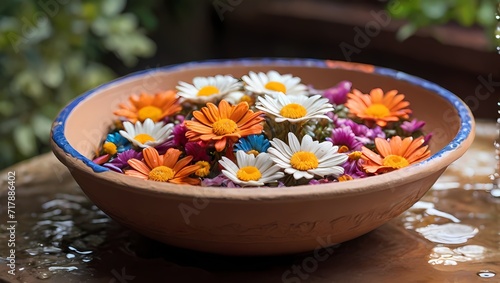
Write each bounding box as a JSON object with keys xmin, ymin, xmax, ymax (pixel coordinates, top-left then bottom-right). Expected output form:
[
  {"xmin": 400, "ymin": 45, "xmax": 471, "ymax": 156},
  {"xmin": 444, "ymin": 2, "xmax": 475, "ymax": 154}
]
[
  {"xmin": 219, "ymin": 150, "xmax": 284, "ymax": 187},
  {"xmin": 268, "ymin": 133, "xmax": 348, "ymax": 180},
  {"xmin": 119, "ymin": 118, "xmax": 173, "ymax": 148},
  {"xmin": 256, "ymin": 93, "xmax": 334, "ymax": 123},
  {"xmin": 242, "ymin": 70, "xmax": 308, "ymax": 96},
  {"xmin": 176, "ymin": 75, "xmax": 242, "ymax": 103}
]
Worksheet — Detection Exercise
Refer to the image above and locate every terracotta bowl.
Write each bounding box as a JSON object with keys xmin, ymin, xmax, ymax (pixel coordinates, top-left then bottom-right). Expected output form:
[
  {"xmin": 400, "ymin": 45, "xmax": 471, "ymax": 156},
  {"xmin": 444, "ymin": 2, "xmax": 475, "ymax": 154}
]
[{"xmin": 51, "ymin": 59, "xmax": 475, "ymax": 255}]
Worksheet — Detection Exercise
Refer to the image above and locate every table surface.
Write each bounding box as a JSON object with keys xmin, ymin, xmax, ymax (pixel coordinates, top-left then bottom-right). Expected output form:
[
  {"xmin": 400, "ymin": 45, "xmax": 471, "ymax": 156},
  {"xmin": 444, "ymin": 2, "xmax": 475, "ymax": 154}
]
[{"xmin": 0, "ymin": 121, "xmax": 498, "ymax": 283}]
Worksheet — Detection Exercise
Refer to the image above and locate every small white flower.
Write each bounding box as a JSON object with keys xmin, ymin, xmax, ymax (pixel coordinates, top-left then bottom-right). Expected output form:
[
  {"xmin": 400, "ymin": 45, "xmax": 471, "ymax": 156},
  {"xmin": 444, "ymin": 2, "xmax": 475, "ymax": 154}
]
[
  {"xmin": 256, "ymin": 93, "xmax": 334, "ymax": 123},
  {"xmin": 219, "ymin": 151, "xmax": 284, "ymax": 186},
  {"xmin": 268, "ymin": 133, "xmax": 348, "ymax": 180},
  {"xmin": 119, "ymin": 118, "xmax": 173, "ymax": 148},
  {"xmin": 242, "ymin": 70, "xmax": 307, "ymax": 96},
  {"xmin": 224, "ymin": 91, "xmax": 250, "ymax": 105},
  {"xmin": 176, "ymin": 75, "xmax": 242, "ymax": 103}
]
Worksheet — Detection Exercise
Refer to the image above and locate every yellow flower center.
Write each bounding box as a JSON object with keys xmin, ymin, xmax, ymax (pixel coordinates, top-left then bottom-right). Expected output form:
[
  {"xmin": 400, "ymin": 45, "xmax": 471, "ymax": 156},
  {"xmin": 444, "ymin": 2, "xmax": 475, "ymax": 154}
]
[
  {"xmin": 103, "ymin": 142, "xmax": 117, "ymax": 155},
  {"xmin": 148, "ymin": 166, "xmax": 175, "ymax": 182},
  {"xmin": 212, "ymin": 118, "xmax": 238, "ymax": 136},
  {"xmin": 236, "ymin": 166, "xmax": 262, "ymax": 181},
  {"xmin": 290, "ymin": 151, "xmax": 319, "ymax": 171},
  {"xmin": 247, "ymin": 149, "xmax": 260, "ymax": 156},
  {"xmin": 338, "ymin": 174, "xmax": 353, "ymax": 182},
  {"xmin": 365, "ymin": 103, "xmax": 390, "ymax": 118},
  {"xmin": 195, "ymin": 161, "xmax": 211, "ymax": 177},
  {"xmin": 240, "ymin": 94, "xmax": 253, "ymax": 104},
  {"xmin": 280, "ymin": 103, "xmax": 307, "ymax": 119},
  {"xmin": 382, "ymin": 154, "xmax": 409, "ymax": 169},
  {"xmin": 134, "ymin": 133, "xmax": 155, "ymax": 144},
  {"xmin": 348, "ymin": 151, "xmax": 362, "ymax": 160},
  {"xmin": 265, "ymin": 81, "xmax": 286, "ymax": 93},
  {"xmin": 138, "ymin": 106, "xmax": 163, "ymax": 122},
  {"xmin": 197, "ymin": 85, "xmax": 220, "ymax": 96}
]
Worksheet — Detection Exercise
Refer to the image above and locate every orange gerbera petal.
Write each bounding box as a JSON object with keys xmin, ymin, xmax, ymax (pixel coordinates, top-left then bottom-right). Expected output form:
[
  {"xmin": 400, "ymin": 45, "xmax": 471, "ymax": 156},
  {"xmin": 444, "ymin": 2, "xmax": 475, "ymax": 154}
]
[
  {"xmin": 184, "ymin": 100, "xmax": 264, "ymax": 152},
  {"xmin": 163, "ymin": 148, "xmax": 182, "ymax": 168},
  {"xmin": 113, "ymin": 91, "xmax": 181, "ymax": 123},
  {"xmin": 361, "ymin": 136, "xmax": 430, "ymax": 174},
  {"xmin": 124, "ymin": 169, "xmax": 148, "ymax": 179},
  {"xmin": 125, "ymin": 147, "xmax": 200, "ymax": 185},
  {"xmin": 345, "ymin": 88, "xmax": 412, "ymax": 127},
  {"xmin": 143, "ymin": 147, "xmax": 163, "ymax": 168},
  {"xmin": 127, "ymin": 158, "xmax": 151, "ymax": 176}
]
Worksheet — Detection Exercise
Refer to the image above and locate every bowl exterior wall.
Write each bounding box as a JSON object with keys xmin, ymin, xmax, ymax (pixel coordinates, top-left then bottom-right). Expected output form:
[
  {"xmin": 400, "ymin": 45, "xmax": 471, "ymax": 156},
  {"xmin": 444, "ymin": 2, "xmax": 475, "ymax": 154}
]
[{"xmin": 69, "ymin": 166, "xmax": 444, "ymax": 255}]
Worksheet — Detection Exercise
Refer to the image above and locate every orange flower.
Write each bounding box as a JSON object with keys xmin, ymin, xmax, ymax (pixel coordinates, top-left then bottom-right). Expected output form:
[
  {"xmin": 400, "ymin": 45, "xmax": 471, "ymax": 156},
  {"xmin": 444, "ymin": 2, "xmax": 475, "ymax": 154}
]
[
  {"xmin": 114, "ymin": 91, "xmax": 182, "ymax": 123},
  {"xmin": 345, "ymin": 88, "xmax": 411, "ymax": 127},
  {"xmin": 361, "ymin": 136, "xmax": 430, "ymax": 174},
  {"xmin": 125, "ymin": 147, "xmax": 200, "ymax": 185},
  {"xmin": 184, "ymin": 100, "xmax": 264, "ymax": 152}
]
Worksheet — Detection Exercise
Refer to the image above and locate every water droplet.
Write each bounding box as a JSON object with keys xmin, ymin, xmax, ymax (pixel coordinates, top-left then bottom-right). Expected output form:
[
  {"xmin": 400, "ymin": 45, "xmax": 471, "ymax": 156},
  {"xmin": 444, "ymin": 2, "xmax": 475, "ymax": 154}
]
[
  {"xmin": 416, "ymin": 223, "xmax": 478, "ymax": 244},
  {"xmin": 36, "ymin": 271, "xmax": 52, "ymax": 280},
  {"xmin": 477, "ymin": 271, "xmax": 496, "ymax": 278},
  {"xmin": 48, "ymin": 266, "xmax": 78, "ymax": 272}
]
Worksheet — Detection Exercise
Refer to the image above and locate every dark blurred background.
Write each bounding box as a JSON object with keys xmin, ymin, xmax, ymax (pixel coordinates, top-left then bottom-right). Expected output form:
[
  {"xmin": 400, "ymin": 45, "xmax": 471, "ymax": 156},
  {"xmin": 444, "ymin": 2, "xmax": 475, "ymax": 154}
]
[{"xmin": 1, "ymin": 0, "xmax": 499, "ymax": 168}]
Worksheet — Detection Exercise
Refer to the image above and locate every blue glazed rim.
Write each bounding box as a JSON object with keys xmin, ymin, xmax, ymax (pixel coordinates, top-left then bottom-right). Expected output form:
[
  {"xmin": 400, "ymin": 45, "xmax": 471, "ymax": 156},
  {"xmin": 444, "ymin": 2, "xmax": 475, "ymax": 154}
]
[{"xmin": 51, "ymin": 58, "xmax": 474, "ymax": 174}]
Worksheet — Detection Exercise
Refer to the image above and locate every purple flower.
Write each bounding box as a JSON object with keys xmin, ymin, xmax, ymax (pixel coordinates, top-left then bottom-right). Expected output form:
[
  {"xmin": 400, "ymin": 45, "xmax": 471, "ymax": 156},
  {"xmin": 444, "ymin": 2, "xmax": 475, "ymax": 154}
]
[
  {"xmin": 201, "ymin": 174, "xmax": 238, "ymax": 188},
  {"xmin": 424, "ymin": 133, "xmax": 433, "ymax": 145},
  {"xmin": 185, "ymin": 142, "xmax": 210, "ymax": 161},
  {"xmin": 401, "ymin": 119, "xmax": 426, "ymax": 134},
  {"xmin": 309, "ymin": 179, "xmax": 332, "ymax": 185},
  {"xmin": 334, "ymin": 116, "xmax": 385, "ymax": 145},
  {"xmin": 342, "ymin": 159, "xmax": 366, "ymax": 178},
  {"xmin": 328, "ymin": 127, "xmax": 363, "ymax": 151},
  {"xmin": 322, "ymin": 81, "xmax": 352, "ymax": 105},
  {"xmin": 154, "ymin": 140, "xmax": 176, "ymax": 155},
  {"xmin": 172, "ymin": 124, "xmax": 188, "ymax": 147},
  {"xmin": 103, "ymin": 149, "xmax": 143, "ymax": 170}
]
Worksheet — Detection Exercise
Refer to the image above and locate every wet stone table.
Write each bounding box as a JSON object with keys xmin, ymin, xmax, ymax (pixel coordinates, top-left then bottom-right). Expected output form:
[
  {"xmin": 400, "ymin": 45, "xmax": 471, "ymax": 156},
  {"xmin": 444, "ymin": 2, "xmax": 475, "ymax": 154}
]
[{"xmin": 0, "ymin": 121, "xmax": 499, "ymax": 283}]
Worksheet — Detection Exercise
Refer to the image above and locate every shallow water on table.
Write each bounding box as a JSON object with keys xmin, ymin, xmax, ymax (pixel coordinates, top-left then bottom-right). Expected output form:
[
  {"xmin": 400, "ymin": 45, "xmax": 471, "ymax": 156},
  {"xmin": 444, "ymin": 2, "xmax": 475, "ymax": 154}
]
[{"xmin": 0, "ymin": 123, "xmax": 499, "ymax": 282}]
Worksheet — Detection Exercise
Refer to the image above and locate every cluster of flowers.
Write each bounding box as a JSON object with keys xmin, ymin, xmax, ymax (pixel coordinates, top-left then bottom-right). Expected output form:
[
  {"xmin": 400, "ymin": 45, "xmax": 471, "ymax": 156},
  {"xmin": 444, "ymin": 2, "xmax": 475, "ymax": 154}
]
[{"xmin": 93, "ymin": 70, "xmax": 431, "ymax": 187}]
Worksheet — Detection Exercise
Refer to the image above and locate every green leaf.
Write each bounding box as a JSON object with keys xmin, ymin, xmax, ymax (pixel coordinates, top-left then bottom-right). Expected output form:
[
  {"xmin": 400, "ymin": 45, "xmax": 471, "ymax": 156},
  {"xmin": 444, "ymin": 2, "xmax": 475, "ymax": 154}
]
[
  {"xmin": 455, "ymin": 0, "xmax": 477, "ymax": 26},
  {"xmin": 13, "ymin": 124, "xmax": 37, "ymax": 156},
  {"xmin": 420, "ymin": 0, "xmax": 449, "ymax": 19},
  {"xmin": 396, "ymin": 23, "xmax": 418, "ymax": 41},
  {"xmin": 39, "ymin": 61, "xmax": 64, "ymax": 88},
  {"xmin": 31, "ymin": 114, "xmax": 52, "ymax": 142},
  {"xmin": 101, "ymin": 0, "xmax": 126, "ymax": 17},
  {"xmin": 476, "ymin": 0, "xmax": 496, "ymax": 26},
  {"xmin": 0, "ymin": 101, "xmax": 14, "ymax": 117}
]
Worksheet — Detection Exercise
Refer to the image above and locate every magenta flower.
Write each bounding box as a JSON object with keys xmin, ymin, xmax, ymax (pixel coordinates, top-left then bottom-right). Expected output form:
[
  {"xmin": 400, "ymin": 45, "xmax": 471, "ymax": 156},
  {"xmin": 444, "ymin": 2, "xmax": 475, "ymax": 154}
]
[
  {"xmin": 401, "ymin": 119, "xmax": 426, "ymax": 134},
  {"xmin": 322, "ymin": 81, "xmax": 352, "ymax": 105},
  {"xmin": 185, "ymin": 142, "xmax": 210, "ymax": 162},
  {"xmin": 172, "ymin": 123, "xmax": 188, "ymax": 146},
  {"xmin": 328, "ymin": 127, "xmax": 363, "ymax": 151}
]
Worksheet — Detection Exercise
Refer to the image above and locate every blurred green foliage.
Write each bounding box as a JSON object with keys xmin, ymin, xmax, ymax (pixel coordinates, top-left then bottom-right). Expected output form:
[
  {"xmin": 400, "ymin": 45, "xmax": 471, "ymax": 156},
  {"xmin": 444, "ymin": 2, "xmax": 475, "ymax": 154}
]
[
  {"xmin": 496, "ymin": 2, "xmax": 499, "ymax": 51},
  {"xmin": 386, "ymin": 0, "xmax": 499, "ymax": 44},
  {"xmin": 0, "ymin": 0, "xmax": 156, "ymax": 169}
]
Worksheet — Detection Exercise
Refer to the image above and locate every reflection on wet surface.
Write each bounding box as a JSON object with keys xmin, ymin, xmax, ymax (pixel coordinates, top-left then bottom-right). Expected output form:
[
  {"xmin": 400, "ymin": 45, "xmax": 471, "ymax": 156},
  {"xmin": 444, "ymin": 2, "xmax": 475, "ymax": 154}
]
[{"xmin": 0, "ymin": 121, "xmax": 498, "ymax": 282}]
